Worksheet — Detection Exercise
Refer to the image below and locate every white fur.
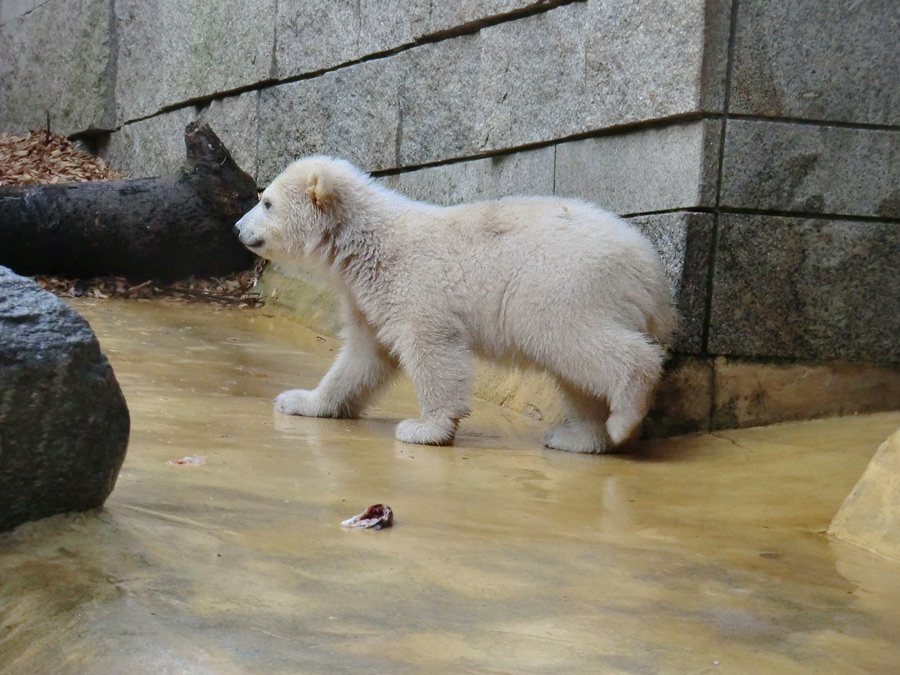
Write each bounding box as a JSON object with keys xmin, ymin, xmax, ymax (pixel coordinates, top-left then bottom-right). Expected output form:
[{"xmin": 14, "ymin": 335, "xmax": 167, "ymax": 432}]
[{"xmin": 235, "ymin": 156, "xmax": 676, "ymax": 453}]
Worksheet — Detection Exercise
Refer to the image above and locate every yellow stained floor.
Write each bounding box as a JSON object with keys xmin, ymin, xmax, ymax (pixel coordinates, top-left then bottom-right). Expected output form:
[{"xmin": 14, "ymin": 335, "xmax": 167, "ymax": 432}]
[{"xmin": 1, "ymin": 299, "xmax": 899, "ymax": 674}]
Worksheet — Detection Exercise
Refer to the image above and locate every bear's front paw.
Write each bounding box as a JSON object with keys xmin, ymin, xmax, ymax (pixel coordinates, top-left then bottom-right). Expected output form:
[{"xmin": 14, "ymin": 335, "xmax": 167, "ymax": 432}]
[
  {"xmin": 274, "ymin": 389, "xmax": 326, "ymax": 417},
  {"xmin": 395, "ymin": 416, "xmax": 457, "ymax": 446}
]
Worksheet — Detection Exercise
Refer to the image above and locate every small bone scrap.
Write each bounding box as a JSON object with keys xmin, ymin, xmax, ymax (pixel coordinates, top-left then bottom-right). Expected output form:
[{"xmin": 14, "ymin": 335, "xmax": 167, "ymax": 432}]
[{"xmin": 341, "ymin": 504, "xmax": 393, "ymax": 530}]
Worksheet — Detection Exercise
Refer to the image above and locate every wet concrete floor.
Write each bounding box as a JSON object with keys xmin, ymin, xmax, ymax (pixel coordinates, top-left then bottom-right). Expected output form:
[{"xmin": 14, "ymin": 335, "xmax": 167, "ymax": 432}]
[{"xmin": 2, "ymin": 299, "xmax": 899, "ymax": 674}]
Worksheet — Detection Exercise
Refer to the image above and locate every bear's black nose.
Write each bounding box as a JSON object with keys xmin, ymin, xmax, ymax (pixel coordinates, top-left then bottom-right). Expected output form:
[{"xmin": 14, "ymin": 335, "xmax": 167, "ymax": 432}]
[{"xmin": 233, "ymin": 223, "xmax": 241, "ymax": 236}]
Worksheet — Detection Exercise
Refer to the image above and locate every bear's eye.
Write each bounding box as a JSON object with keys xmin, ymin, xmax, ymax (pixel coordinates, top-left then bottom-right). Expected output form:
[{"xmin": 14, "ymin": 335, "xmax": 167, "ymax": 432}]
[{"xmin": 262, "ymin": 198, "xmax": 272, "ymax": 210}]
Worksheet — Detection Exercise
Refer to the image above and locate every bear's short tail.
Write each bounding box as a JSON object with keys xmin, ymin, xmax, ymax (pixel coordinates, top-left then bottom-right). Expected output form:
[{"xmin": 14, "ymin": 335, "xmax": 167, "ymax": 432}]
[{"xmin": 646, "ymin": 293, "xmax": 678, "ymax": 349}]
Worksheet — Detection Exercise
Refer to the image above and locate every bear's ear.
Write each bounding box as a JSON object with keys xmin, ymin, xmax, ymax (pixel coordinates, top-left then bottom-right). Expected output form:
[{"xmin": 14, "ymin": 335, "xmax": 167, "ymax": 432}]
[{"xmin": 306, "ymin": 168, "xmax": 335, "ymax": 211}]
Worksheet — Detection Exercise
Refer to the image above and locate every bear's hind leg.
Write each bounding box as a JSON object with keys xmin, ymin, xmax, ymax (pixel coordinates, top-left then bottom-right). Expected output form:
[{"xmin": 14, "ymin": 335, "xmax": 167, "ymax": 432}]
[
  {"xmin": 542, "ymin": 380, "xmax": 613, "ymax": 454},
  {"xmin": 604, "ymin": 365, "xmax": 659, "ymax": 445},
  {"xmin": 601, "ymin": 338, "xmax": 663, "ymax": 445},
  {"xmin": 543, "ymin": 329, "xmax": 663, "ymax": 450}
]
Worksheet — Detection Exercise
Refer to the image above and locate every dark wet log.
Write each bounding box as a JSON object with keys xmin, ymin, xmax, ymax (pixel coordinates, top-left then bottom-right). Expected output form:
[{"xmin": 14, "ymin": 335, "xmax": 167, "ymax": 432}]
[{"xmin": 0, "ymin": 122, "xmax": 257, "ymax": 281}]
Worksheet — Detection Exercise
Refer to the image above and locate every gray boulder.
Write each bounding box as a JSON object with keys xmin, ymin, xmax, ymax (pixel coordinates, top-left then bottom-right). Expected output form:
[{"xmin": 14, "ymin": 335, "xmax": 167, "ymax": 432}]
[{"xmin": 0, "ymin": 267, "xmax": 129, "ymax": 532}]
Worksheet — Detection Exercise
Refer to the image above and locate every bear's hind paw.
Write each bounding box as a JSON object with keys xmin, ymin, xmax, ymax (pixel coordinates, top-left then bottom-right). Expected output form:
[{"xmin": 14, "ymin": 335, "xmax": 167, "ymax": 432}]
[
  {"xmin": 395, "ymin": 416, "xmax": 457, "ymax": 446},
  {"xmin": 542, "ymin": 420, "xmax": 614, "ymax": 454}
]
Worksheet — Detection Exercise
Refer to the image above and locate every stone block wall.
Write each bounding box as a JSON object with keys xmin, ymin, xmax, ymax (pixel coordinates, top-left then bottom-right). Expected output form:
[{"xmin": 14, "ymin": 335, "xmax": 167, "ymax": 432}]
[{"xmin": 1, "ymin": 0, "xmax": 898, "ymax": 433}]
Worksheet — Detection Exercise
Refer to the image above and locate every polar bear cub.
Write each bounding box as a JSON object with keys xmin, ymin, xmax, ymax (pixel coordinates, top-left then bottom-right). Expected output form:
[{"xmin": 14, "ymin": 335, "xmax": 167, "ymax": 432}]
[{"xmin": 235, "ymin": 156, "xmax": 675, "ymax": 453}]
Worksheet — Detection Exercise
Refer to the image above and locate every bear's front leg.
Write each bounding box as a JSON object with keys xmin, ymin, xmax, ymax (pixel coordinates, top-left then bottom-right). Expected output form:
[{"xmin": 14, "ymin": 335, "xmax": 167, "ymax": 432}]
[
  {"xmin": 275, "ymin": 321, "xmax": 396, "ymax": 418},
  {"xmin": 393, "ymin": 329, "xmax": 472, "ymax": 446}
]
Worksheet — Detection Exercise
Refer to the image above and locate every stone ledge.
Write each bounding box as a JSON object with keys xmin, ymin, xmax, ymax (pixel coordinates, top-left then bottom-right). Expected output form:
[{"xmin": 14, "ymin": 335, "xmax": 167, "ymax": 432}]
[
  {"xmin": 112, "ymin": 2, "xmax": 584, "ymax": 125},
  {"xmin": 103, "ymin": 95, "xmax": 261, "ymax": 182},
  {"xmin": 93, "ymin": 0, "xmax": 725, "ymax": 179},
  {"xmin": 411, "ymin": 1, "xmax": 577, "ymax": 40},
  {"xmin": 584, "ymin": 0, "xmax": 728, "ymax": 124},
  {"xmin": 198, "ymin": 93, "xmax": 261, "ymax": 182},
  {"xmin": 257, "ymin": 57, "xmax": 408, "ymax": 182},
  {"xmin": 713, "ymin": 358, "xmax": 900, "ymax": 429}
]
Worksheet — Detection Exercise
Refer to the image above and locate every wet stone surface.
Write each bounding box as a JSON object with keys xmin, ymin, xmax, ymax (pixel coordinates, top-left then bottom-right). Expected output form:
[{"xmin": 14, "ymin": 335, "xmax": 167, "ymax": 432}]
[{"xmin": 1, "ymin": 298, "xmax": 899, "ymax": 673}]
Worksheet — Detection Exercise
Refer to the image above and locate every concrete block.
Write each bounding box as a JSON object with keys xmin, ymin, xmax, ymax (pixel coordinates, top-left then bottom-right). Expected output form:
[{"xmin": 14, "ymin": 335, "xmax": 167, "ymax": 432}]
[
  {"xmin": 584, "ymin": 0, "xmax": 727, "ymax": 127},
  {"xmin": 708, "ymin": 214, "xmax": 900, "ymax": 363},
  {"xmin": 829, "ymin": 430, "xmax": 900, "ymax": 564},
  {"xmin": 628, "ymin": 212, "xmax": 713, "ymax": 354},
  {"xmin": 256, "ymin": 58, "xmax": 407, "ymax": 184},
  {"xmin": 714, "ymin": 358, "xmax": 900, "ymax": 430},
  {"xmin": 478, "ymin": 4, "xmax": 588, "ymax": 149},
  {"xmin": 384, "ymin": 147, "xmax": 554, "ymax": 205},
  {"xmin": 397, "ymin": 35, "xmax": 485, "ymax": 167},
  {"xmin": 359, "ymin": 0, "xmax": 416, "ymax": 54},
  {"xmin": 103, "ymin": 108, "xmax": 196, "ymax": 178},
  {"xmin": 721, "ymin": 120, "xmax": 900, "ymax": 219},
  {"xmin": 0, "ymin": 0, "xmax": 113, "ymax": 135},
  {"xmin": 555, "ymin": 119, "xmax": 720, "ymax": 215},
  {"xmin": 115, "ymin": 0, "xmax": 275, "ymax": 123},
  {"xmin": 272, "ymin": 2, "xmax": 420, "ymax": 79},
  {"xmin": 198, "ymin": 92, "xmax": 260, "ymax": 183},
  {"xmin": 274, "ymin": 2, "xmax": 361, "ymax": 77},
  {"xmin": 731, "ymin": 0, "xmax": 900, "ymax": 125}
]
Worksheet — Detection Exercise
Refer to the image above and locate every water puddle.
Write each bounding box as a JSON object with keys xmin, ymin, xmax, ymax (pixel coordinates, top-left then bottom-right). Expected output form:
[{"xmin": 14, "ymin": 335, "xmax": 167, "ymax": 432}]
[{"xmin": 2, "ymin": 298, "xmax": 898, "ymax": 673}]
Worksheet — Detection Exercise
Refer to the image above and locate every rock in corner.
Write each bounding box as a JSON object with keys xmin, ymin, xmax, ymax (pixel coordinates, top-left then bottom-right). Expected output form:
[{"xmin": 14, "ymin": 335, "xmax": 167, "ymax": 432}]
[
  {"xmin": 829, "ymin": 429, "xmax": 900, "ymax": 564},
  {"xmin": 0, "ymin": 267, "xmax": 130, "ymax": 533}
]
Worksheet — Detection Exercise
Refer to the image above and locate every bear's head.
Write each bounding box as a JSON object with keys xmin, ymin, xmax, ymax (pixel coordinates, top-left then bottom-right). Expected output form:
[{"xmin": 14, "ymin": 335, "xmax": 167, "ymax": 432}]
[{"xmin": 234, "ymin": 156, "xmax": 352, "ymax": 263}]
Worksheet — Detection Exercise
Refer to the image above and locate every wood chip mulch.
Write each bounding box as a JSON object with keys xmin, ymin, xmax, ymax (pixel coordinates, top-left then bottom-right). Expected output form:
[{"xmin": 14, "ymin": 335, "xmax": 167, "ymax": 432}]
[
  {"xmin": 0, "ymin": 127, "xmax": 122, "ymax": 186},
  {"xmin": 31, "ymin": 259, "xmax": 266, "ymax": 308},
  {"xmin": 1, "ymin": 128, "xmax": 264, "ymax": 307}
]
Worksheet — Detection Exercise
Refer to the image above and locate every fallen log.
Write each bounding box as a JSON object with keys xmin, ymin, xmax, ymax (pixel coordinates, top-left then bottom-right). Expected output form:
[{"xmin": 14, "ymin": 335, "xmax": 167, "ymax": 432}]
[{"xmin": 0, "ymin": 121, "xmax": 258, "ymax": 281}]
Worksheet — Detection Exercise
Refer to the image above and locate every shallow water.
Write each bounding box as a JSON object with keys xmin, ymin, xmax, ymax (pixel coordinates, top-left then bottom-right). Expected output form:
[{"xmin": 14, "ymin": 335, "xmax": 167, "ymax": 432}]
[{"xmin": 1, "ymin": 298, "xmax": 899, "ymax": 674}]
